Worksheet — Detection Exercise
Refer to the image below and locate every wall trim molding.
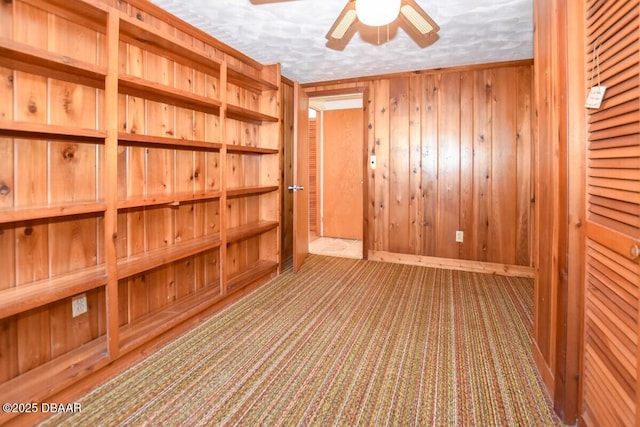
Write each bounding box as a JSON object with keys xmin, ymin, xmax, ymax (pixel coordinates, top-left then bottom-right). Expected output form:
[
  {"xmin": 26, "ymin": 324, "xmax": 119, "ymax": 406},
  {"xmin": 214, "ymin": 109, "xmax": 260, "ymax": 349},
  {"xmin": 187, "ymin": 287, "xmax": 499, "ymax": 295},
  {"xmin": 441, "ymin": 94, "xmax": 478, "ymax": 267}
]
[
  {"xmin": 301, "ymin": 59, "xmax": 534, "ymax": 87},
  {"xmin": 368, "ymin": 250, "xmax": 535, "ymax": 278}
]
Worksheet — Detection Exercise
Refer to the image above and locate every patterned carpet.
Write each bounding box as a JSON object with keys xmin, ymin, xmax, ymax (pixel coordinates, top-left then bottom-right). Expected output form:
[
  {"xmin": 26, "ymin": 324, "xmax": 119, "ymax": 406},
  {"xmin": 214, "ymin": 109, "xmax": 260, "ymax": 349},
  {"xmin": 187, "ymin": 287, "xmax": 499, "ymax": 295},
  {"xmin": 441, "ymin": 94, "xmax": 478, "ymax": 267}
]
[{"xmin": 41, "ymin": 255, "xmax": 559, "ymax": 426}]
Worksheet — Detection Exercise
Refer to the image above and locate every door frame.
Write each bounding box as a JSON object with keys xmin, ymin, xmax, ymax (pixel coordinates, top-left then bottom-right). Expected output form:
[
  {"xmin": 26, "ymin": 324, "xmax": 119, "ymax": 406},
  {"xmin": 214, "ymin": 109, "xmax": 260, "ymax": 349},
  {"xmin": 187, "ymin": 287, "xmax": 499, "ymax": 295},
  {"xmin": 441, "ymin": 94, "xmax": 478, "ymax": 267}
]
[{"xmin": 305, "ymin": 86, "xmax": 370, "ymax": 260}]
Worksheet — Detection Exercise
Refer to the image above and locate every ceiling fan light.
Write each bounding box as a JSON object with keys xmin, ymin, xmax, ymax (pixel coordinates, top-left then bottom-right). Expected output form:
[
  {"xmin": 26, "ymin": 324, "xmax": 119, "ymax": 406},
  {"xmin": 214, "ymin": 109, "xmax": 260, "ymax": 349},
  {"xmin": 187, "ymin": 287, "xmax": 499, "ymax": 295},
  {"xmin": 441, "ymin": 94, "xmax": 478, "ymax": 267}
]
[
  {"xmin": 400, "ymin": 4, "xmax": 434, "ymax": 34},
  {"xmin": 356, "ymin": 0, "xmax": 401, "ymax": 27}
]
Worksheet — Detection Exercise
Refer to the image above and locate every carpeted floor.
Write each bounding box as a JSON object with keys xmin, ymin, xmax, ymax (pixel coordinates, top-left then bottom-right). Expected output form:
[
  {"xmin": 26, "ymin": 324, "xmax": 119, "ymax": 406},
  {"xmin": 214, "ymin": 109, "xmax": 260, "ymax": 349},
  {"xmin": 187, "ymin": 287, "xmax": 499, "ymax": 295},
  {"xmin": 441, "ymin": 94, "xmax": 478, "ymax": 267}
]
[{"xmin": 41, "ymin": 255, "xmax": 559, "ymax": 426}]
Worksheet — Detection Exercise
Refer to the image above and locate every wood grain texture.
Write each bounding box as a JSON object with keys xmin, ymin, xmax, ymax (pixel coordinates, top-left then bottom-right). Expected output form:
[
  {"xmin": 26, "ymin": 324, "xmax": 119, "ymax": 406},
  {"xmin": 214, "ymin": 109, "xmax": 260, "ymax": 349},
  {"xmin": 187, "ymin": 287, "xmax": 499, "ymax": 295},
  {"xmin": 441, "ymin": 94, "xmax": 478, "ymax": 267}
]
[
  {"xmin": 322, "ymin": 108, "xmax": 363, "ymax": 239},
  {"xmin": 280, "ymin": 81, "xmax": 294, "ymax": 263},
  {"xmin": 581, "ymin": 0, "xmax": 640, "ymax": 425},
  {"xmin": 436, "ymin": 72, "xmax": 461, "ymax": 260},
  {"xmin": 304, "ymin": 62, "xmax": 534, "ymax": 267},
  {"xmin": 1, "ymin": 1, "xmax": 280, "ymax": 420}
]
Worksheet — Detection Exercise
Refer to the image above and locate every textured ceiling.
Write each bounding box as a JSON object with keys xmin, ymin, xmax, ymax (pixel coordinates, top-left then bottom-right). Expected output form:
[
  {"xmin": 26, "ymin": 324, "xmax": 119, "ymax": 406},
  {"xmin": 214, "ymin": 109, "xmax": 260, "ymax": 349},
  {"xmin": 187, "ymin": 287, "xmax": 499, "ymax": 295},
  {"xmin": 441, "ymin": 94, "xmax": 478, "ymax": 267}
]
[{"xmin": 148, "ymin": 0, "xmax": 533, "ymax": 84}]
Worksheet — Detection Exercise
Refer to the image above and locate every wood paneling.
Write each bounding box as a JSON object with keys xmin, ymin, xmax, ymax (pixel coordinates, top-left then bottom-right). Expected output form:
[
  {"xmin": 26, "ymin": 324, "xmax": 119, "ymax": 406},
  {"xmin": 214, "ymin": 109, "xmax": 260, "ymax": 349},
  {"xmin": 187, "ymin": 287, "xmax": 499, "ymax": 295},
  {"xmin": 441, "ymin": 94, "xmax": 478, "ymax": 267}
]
[{"xmin": 304, "ymin": 62, "xmax": 534, "ymax": 267}]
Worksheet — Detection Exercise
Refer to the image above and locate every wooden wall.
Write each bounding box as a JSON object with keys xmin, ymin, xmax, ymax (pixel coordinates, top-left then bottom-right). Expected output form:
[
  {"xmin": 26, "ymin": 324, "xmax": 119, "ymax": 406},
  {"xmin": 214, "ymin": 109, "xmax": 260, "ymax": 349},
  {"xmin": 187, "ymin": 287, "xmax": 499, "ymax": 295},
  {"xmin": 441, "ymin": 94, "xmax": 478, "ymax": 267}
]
[
  {"xmin": 532, "ymin": 0, "xmax": 586, "ymax": 424},
  {"xmin": 303, "ymin": 61, "xmax": 534, "ymax": 267}
]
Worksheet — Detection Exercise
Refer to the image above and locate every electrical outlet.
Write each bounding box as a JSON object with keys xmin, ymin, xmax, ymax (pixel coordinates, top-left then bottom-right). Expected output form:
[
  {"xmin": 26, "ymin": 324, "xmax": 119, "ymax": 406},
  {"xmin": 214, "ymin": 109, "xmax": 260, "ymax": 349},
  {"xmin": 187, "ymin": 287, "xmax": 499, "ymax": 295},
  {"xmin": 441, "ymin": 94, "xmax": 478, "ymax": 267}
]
[
  {"xmin": 455, "ymin": 230, "xmax": 464, "ymax": 243},
  {"xmin": 72, "ymin": 293, "xmax": 88, "ymax": 317}
]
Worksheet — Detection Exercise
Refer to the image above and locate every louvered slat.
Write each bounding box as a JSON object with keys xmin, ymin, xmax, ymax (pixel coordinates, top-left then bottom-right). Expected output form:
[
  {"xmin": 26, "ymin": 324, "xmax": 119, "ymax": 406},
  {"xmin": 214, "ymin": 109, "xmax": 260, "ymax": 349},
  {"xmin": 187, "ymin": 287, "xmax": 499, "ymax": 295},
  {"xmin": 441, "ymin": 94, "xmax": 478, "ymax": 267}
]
[{"xmin": 582, "ymin": 0, "xmax": 639, "ymax": 425}]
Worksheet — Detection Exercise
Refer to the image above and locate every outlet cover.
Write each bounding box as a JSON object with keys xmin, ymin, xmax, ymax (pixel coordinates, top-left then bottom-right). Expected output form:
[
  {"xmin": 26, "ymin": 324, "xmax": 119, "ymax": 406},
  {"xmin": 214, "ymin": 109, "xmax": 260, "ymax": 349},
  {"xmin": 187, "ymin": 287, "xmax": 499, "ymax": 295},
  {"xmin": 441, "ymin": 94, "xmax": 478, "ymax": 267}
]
[
  {"xmin": 72, "ymin": 293, "xmax": 88, "ymax": 317},
  {"xmin": 455, "ymin": 230, "xmax": 464, "ymax": 243}
]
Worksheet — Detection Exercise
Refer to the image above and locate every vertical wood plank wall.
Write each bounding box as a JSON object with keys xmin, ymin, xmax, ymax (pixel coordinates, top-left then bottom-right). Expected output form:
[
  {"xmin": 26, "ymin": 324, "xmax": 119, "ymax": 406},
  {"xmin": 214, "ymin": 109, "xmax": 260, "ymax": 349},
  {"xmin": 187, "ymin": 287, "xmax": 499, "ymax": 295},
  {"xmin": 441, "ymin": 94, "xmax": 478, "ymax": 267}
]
[
  {"xmin": 532, "ymin": 0, "xmax": 586, "ymax": 423},
  {"xmin": 303, "ymin": 62, "xmax": 534, "ymax": 267}
]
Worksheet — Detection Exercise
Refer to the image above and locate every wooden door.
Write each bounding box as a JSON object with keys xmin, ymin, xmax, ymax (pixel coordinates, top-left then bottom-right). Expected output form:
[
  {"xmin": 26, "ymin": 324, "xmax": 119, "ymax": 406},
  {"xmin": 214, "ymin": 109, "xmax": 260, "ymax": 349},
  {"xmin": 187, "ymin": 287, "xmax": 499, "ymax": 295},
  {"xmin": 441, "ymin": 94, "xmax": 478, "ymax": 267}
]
[
  {"xmin": 581, "ymin": 0, "xmax": 640, "ymax": 425},
  {"xmin": 292, "ymin": 82, "xmax": 309, "ymax": 272},
  {"xmin": 322, "ymin": 108, "xmax": 363, "ymax": 239}
]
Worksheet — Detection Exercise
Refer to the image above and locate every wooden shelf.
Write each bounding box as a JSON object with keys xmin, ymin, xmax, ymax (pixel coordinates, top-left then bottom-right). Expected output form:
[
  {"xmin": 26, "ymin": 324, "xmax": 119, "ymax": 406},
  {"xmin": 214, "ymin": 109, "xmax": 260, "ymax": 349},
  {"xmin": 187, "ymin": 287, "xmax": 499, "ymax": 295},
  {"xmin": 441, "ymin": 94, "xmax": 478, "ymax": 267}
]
[
  {"xmin": 0, "ymin": 120, "xmax": 106, "ymax": 143},
  {"xmin": 119, "ymin": 74, "xmax": 222, "ymax": 115},
  {"xmin": 227, "ymin": 65, "xmax": 279, "ymax": 92},
  {"xmin": 226, "ymin": 104, "xmax": 279, "ymax": 124},
  {"xmin": 226, "ymin": 145, "xmax": 279, "ymax": 155},
  {"xmin": 118, "ymin": 132, "xmax": 222, "ymax": 151},
  {"xmin": 227, "ymin": 259, "xmax": 278, "ymax": 291},
  {"xmin": 0, "ymin": 38, "xmax": 107, "ymax": 88},
  {"xmin": 32, "ymin": 0, "xmax": 110, "ymax": 25},
  {"xmin": 227, "ymin": 185, "xmax": 279, "ymax": 198},
  {"xmin": 0, "ymin": 336, "xmax": 109, "ymax": 425},
  {"xmin": 117, "ymin": 233, "xmax": 221, "ymax": 280},
  {"xmin": 0, "ymin": 265, "xmax": 108, "ymax": 319},
  {"xmin": 117, "ymin": 192, "xmax": 221, "ymax": 210},
  {"xmin": 119, "ymin": 13, "xmax": 222, "ymax": 75},
  {"xmin": 119, "ymin": 285, "xmax": 220, "ymax": 354},
  {"xmin": 227, "ymin": 220, "xmax": 279, "ymax": 244},
  {"xmin": 0, "ymin": 1, "xmax": 282, "ymax": 413},
  {"xmin": 0, "ymin": 201, "xmax": 106, "ymax": 224}
]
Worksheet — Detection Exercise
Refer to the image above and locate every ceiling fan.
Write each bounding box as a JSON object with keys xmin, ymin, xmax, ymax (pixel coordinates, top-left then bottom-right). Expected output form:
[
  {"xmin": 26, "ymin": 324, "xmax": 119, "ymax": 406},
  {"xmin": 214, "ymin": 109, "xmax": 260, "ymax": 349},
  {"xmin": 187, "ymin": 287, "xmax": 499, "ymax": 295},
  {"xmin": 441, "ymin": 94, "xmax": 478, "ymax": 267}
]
[{"xmin": 250, "ymin": 0, "xmax": 440, "ymax": 50}]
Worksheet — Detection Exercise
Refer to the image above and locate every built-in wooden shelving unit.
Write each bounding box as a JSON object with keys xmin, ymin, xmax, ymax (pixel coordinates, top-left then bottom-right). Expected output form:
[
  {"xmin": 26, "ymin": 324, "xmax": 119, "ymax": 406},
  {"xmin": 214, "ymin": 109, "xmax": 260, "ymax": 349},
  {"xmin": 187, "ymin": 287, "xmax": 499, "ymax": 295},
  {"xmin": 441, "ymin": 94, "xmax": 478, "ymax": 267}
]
[{"xmin": 0, "ymin": 0, "xmax": 281, "ymax": 422}]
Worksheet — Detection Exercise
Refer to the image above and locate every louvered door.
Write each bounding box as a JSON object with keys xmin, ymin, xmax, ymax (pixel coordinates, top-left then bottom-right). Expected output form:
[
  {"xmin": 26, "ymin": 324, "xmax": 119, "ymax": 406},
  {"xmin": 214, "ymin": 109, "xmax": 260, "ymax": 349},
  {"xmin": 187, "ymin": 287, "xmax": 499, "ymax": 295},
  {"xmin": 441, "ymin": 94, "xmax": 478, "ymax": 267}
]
[{"xmin": 581, "ymin": 0, "xmax": 640, "ymax": 425}]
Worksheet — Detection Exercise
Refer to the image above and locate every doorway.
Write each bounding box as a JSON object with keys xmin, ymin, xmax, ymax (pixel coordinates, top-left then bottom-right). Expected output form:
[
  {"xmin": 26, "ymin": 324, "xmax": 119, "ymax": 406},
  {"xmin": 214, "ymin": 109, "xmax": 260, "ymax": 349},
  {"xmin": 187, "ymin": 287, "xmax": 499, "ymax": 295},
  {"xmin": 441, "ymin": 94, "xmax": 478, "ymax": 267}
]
[{"xmin": 308, "ymin": 94, "xmax": 364, "ymax": 259}]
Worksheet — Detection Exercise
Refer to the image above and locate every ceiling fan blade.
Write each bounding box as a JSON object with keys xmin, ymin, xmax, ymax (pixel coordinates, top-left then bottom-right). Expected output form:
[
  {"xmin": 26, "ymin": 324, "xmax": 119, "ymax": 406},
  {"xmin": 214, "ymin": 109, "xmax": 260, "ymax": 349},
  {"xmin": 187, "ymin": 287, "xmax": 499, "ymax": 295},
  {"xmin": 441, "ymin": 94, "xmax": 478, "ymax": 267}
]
[
  {"xmin": 325, "ymin": 0, "xmax": 358, "ymax": 49},
  {"xmin": 398, "ymin": 0, "xmax": 440, "ymax": 47}
]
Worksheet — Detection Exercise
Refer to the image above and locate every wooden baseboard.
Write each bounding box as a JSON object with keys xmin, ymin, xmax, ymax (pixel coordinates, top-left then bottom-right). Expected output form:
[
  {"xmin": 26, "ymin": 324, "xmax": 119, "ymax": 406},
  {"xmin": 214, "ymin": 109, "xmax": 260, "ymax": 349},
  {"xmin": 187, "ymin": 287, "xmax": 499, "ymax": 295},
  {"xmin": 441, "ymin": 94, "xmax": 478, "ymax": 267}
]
[{"xmin": 368, "ymin": 251, "xmax": 535, "ymax": 278}]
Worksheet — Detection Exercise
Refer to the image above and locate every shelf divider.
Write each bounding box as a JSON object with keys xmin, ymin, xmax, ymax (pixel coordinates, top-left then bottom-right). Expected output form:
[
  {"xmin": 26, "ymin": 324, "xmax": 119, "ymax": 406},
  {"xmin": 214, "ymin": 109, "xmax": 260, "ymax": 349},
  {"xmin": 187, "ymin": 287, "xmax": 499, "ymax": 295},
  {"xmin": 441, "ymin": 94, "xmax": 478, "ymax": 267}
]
[
  {"xmin": 0, "ymin": 265, "xmax": 108, "ymax": 319},
  {"xmin": 0, "ymin": 337, "xmax": 109, "ymax": 421},
  {"xmin": 118, "ymin": 13, "xmax": 223, "ymax": 75},
  {"xmin": 118, "ymin": 132, "xmax": 222, "ymax": 151},
  {"xmin": 119, "ymin": 74, "xmax": 222, "ymax": 115},
  {"xmin": 226, "ymin": 104, "xmax": 279, "ymax": 124},
  {"xmin": 117, "ymin": 191, "xmax": 221, "ymax": 210},
  {"xmin": 0, "ymin": 201, "xmax": 107, "ymax": 224},
  {"xmin": 226, "ymin": 145, "xmax": 279, "ymax": 155},
  {"xmin": 227, "ymin": 220, "xmax": 279, "ymax": 244},
  {"xmin": 0, "ymin": 38, "xmax": 107, "ymax": 88},
  {"xmin": 226, "ymin": 185, "xmax": 279, "ymax": 198},
  {"xmin": 118, "ymin": 285, "xmax": 221, "ymax": 354},
  {"xmin": 0, "ymin": 120, "xmax": 106, "ymax": 142},
  {"xmin": 117, "ymin": 233, "xmax": 222, "ymax": 280},
  {"xmin": 227, "ymin": 260, "xmax": 278, "ymax": 291}
]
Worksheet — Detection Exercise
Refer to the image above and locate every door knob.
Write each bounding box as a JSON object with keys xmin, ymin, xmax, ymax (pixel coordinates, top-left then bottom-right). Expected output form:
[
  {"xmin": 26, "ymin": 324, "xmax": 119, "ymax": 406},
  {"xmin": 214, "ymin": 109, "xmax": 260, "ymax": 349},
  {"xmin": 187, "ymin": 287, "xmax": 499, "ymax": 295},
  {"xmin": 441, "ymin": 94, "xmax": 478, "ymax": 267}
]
[
  {"xmin": 632, "ymin": 244, "xmax": 640, "ymax": 260},
  {"xmin": 288, "ymin": 185, "xmax": 304, "ymax": 191}
]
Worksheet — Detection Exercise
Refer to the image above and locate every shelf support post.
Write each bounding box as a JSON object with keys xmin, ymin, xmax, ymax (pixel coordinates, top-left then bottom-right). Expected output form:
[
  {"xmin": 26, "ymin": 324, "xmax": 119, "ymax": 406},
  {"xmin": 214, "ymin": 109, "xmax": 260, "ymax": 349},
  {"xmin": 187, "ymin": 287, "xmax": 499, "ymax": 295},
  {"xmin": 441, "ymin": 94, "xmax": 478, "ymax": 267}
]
[{"xmin": 104, "ymin": 7, "xmax": 120, "ymax": 360}]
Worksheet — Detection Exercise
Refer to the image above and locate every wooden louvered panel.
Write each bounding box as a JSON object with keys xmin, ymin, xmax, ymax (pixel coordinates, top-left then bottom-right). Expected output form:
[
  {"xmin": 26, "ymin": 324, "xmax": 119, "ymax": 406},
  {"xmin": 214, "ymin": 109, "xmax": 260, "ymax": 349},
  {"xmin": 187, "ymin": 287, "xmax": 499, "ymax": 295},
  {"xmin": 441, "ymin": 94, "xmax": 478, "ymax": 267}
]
[
  {"xmin": 587, "ymin": 0, "xmax": 637, "ymax": 41},
  {"xmin": 589, "ymin": 205, "xmax": 639, "ymax": 234},
  {"xmin": 584, "ymin": 347, "xmax": 635, "ymax": 426},
  {"xmin": 582, "ymin": 0, "xmax": 639, "ymax": 425},
  {"xmin": 589, "ymin": 156, "xmax": 638, "ymax": 169},
  {"xmin": 590, "ymin": 99, "xmax": 640, "ymax": 126},
  {"xmin": 586, "ymin": 318, "xmax": 635, "ymax": 400},
  {"xmin": 589, "ymin": 177, "xmax": 640, "ymax": 193},
  {"xmin": 308, "ymin": 118, "xmax": 317, "ymax": 233}
]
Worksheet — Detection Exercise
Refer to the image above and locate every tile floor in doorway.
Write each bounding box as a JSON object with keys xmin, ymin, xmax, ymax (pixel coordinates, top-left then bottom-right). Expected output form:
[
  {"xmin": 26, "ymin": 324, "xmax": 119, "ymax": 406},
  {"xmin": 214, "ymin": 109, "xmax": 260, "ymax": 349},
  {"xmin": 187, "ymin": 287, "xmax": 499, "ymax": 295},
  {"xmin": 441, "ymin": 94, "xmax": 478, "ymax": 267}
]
[{"xmin": 309, "ymin": 236, "xmax": 363, "ymax": 259}]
